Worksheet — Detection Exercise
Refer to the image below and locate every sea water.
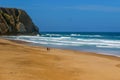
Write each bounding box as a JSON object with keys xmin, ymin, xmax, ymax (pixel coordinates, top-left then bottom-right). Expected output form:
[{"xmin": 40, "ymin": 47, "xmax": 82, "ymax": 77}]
[{"xmin": 2, "ymin": 32, "xmax": 120, "ymax": 56}]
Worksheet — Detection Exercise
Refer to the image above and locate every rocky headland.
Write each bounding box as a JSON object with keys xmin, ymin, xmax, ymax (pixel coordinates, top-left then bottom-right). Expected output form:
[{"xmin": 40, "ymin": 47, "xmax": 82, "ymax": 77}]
[{"xmin": 0, "ymin": 7, "xmax": 39, "ymax": 35}]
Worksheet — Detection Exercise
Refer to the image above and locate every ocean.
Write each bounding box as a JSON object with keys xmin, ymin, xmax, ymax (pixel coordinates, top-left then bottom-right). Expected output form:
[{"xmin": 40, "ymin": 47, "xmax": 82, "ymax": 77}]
[{"xmin": 2, "ymin": 32, "xmax": 120, "ymax": 56}]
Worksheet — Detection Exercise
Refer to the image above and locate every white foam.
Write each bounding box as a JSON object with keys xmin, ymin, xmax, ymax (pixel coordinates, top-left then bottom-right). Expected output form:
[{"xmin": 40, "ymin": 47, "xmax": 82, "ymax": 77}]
[
  {"xmin": 59, "ymin": 37, "xmax": 71, "ymax": 39},
  {"xmin": 72, "ymin": 34, "xmax": 103, "ymax": 37},
  {"xmin": 97, "ymin": 45, "xmax": 120, "ymax": 48},
  {"xmin": 2, "ymin": 35, "xmax": 120, "ymax": 49},
  {"xmin": 71, "ymin": 34, "xmax": 81, "ymax": 36},
  {"xmin": 45, "ymin": 34, "xmax": 62, "ymax": 37}
]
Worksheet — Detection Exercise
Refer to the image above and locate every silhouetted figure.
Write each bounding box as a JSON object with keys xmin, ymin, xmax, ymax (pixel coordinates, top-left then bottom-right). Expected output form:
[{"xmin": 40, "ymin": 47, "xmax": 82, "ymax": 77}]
[{"xmin": 47, "ymin": 47, "xmax": 50, "ymax": 51}]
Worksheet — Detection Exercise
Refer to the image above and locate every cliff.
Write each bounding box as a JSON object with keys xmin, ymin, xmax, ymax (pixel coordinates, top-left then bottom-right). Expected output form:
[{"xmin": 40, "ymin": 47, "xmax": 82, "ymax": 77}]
[{"xmin": 0, "ymin": 7, "xmax": 39, "ymax": 35}]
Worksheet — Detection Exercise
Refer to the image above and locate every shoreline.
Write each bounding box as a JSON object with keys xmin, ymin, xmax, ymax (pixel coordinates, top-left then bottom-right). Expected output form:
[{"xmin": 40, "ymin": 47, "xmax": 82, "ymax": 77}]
[
  {"xmin": 0, "ymin": 38, "xmax": 120, "ymax": 80},
  {"xmin": 1, "ymin": 34, "xmax": 120, "ymax": 57},
  {"xmin": 8, "ymin": 39, "xmax": 120, "ymax": 59}
]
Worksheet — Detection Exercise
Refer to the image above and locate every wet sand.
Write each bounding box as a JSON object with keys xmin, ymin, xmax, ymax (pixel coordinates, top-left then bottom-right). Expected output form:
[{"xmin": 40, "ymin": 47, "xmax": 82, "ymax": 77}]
[{"xmin": 0, "ymin": 39, "xmax": 120, "ymax": 80}]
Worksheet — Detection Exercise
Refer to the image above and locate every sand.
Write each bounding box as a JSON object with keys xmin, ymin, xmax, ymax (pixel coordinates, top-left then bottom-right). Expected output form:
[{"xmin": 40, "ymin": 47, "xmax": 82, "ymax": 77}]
[{"xmin": 0, "ymin": 39, "xmax": 120, "ymax": 80}]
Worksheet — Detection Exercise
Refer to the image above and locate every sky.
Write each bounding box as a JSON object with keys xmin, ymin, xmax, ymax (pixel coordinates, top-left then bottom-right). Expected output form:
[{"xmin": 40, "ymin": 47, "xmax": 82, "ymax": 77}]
[{"xmin": 0, "ymin": 0, "xmax": 120, "ymax": 32}]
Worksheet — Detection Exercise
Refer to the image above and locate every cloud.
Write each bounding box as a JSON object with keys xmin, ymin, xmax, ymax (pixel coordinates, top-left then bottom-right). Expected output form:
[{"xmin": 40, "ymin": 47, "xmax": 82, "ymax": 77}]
[{"xmin": 62, "ymin": 5, "xmax": 120, "ymax": 12}]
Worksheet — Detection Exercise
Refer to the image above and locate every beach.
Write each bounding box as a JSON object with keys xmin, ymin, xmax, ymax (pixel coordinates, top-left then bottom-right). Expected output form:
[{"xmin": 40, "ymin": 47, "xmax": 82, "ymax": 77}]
[{"xmin": 0, "ymin": 39, "xmax": 120, "ymax": 80}]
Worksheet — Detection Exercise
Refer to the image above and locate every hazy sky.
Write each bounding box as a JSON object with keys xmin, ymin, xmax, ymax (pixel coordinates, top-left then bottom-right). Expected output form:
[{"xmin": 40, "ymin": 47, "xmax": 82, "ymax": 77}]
[{"xmin": 0, "ymin": 0, "xmax": 120, "ymax": 32}]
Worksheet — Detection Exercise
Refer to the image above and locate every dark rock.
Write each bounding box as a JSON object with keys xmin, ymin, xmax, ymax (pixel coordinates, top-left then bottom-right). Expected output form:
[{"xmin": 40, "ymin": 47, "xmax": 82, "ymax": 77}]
[{"xmin": 0, "ymin": 7, "xmax": 39, "ymax": 35}]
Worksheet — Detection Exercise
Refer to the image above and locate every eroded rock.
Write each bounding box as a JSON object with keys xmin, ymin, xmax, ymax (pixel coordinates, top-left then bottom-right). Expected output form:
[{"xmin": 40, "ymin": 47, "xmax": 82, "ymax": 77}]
[{"xmin": 0, "ymin": 7, "xmax": 39, "ymax": 35}]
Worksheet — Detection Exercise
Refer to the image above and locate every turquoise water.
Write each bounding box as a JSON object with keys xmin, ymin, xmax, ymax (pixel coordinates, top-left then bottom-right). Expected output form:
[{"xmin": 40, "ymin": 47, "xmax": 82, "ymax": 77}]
[{"xmin": 2, "ymin": 32, "xmax": 120, "ymax": 56}]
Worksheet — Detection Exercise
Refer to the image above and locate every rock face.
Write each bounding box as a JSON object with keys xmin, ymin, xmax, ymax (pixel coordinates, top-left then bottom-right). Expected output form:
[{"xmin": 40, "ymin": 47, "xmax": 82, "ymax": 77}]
[{"xmin": 0, "ymin": 7, "xmax": 39, "ymax": 35}]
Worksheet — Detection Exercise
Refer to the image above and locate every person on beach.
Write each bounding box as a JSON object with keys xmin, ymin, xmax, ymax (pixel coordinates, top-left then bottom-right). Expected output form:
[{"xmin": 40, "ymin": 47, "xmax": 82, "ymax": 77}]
[{"xmin": 47, "ymin": 47, "xmax": 50, "ymax": 51}]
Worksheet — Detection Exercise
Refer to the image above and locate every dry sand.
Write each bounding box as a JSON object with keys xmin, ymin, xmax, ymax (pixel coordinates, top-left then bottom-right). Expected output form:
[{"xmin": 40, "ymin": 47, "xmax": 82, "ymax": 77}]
[{"xmin": 0, "ymin": 39, "xmax": 120, "ymax": 80}]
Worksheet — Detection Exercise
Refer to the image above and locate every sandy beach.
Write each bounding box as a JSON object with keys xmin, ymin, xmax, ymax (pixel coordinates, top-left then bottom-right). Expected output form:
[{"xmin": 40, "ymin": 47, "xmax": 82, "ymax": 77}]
[{"xmin": 0, "ymin": 39, "xmax": 120, "ymax": 80}]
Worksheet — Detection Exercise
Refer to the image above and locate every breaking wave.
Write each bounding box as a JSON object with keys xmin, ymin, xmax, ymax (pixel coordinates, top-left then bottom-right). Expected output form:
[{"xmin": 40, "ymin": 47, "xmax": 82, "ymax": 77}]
[
  {"xmin": 1, "ymin": 32, "xmax": 120, "ymax": 56},
  {"xmin": 2, "ymin": 35, "xmax": 120, "ymax": 49}
]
